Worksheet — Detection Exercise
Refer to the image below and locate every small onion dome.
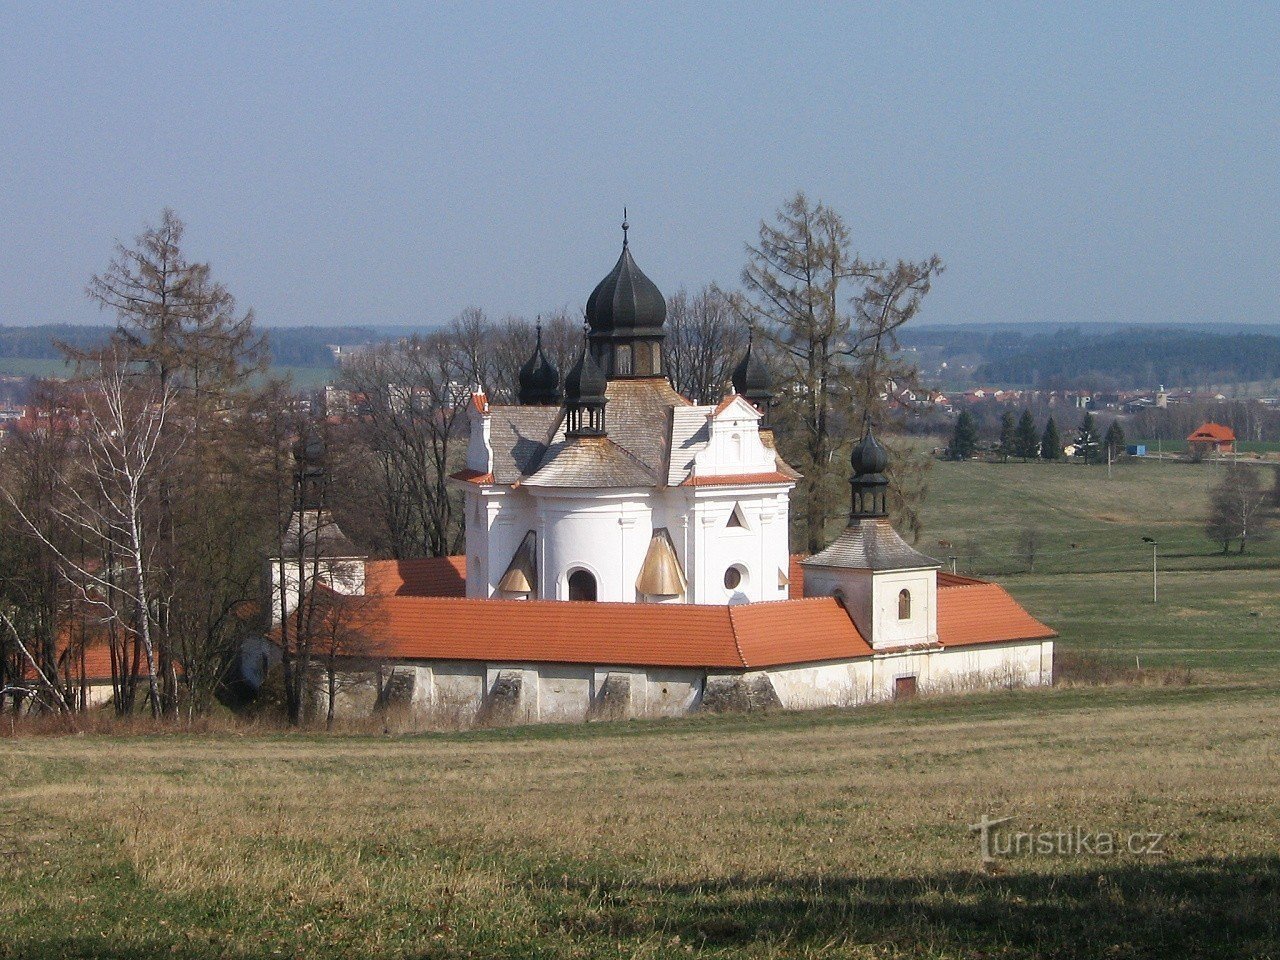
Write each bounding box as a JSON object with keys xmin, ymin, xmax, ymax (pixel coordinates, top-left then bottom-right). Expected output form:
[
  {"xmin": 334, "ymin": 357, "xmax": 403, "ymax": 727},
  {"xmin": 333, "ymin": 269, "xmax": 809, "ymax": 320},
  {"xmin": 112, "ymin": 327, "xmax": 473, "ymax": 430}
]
[
  {"xmin": 731, "ymin": 330, "xmax": 772, "ymax": 400},
  {"xmin": 564, "ymin": 334, "xmax": 608, "ymax": 404},
  {"xmin": 851, "ymin": 429, "xmax": 890, "ymax": 477},
  {"xmin": 292, "ymin": 432, "xmax": 325, "ymax": 467},
  {"xmin": 517, "ymin": 323, "xmax": 561, "ymax": 404},
  {"xmin": 585, "ymin": 223, "xmax": 666, "ymax": 336}
]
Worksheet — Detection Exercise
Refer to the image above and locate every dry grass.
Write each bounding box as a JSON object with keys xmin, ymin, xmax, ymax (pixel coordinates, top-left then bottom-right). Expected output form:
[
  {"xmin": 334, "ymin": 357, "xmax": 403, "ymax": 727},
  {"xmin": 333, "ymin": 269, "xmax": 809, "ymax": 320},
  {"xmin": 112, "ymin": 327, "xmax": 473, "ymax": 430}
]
[{"xmin": 2, "ymin": 684, "xmax": 1278, "ymax": 958}]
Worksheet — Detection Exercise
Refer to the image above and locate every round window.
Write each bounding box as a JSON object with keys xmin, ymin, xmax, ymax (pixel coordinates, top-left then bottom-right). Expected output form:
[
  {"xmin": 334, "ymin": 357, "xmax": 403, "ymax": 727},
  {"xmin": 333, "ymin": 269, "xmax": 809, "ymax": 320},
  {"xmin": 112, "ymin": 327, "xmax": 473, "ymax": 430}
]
[{"xmin": 724, "ymin": 566, "xmax": 743, "ymax": 590}]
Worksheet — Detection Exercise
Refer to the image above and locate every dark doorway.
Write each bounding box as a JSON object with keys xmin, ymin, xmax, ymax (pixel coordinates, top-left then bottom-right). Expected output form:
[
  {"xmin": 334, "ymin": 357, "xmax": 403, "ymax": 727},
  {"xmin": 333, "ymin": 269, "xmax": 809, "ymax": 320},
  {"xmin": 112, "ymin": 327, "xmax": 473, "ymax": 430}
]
[
  {"xmin": 568, "ymin": 570, "xmax": 598, "ymax": 602},
  {"xmin": 894, "ymin": 675, "xmax": 918, "ymax": 700}
]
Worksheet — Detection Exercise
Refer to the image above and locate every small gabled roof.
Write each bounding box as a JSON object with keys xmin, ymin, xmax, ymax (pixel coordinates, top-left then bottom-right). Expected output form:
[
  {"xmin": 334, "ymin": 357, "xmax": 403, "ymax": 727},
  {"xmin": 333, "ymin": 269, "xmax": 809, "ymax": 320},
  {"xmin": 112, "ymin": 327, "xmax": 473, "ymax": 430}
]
[{"xmin": 802, "ymin": 518, "xmax": 939, "ymax": 572}]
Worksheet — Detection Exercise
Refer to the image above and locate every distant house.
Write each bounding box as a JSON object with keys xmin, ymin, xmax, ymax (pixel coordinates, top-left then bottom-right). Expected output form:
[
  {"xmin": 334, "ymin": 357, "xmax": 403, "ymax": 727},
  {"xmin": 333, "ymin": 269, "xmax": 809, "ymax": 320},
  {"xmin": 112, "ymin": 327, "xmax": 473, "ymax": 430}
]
[{"xmin": 1187, "ymin": 422, "xmax": 1235, "ymax": 456}]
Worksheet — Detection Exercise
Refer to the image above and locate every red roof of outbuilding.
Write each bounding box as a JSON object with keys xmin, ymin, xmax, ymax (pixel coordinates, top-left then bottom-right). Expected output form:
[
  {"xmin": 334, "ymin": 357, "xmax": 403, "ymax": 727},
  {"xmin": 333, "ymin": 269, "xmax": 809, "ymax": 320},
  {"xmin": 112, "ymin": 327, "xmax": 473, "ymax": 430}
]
[
  {"xmin": 1188, "ymin": 422, "xmax": 1235, "ymax": 442},
  {"xmin": 365, "ymin": 557, "xmax": 467, "ymax": 598},
  {"xmin": 363, "ymin": 595, "xmax": 870, "ymax": 669},
  {"xmin": 936, "ymin": 581, "xmax": 1056, "ymax": 647}
]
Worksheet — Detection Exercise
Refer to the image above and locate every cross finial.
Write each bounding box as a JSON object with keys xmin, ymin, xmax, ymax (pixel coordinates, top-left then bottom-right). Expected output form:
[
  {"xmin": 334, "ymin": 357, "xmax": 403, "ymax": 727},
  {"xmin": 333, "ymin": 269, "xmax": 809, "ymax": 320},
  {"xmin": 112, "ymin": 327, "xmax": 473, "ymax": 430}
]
[
  {"xmin": 535, "ymin": 315, "xmax": 542, "ymax": 345},
  {"xmin": 622, "ymin": 206, "xmax": 629, "ymax": 248}
]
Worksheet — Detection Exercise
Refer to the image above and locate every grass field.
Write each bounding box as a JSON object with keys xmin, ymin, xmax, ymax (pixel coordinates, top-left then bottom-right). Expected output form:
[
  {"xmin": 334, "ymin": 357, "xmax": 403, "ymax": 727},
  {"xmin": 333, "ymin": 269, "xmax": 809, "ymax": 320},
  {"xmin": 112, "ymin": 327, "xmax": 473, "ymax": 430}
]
[{"xmin": 2, "ymin": 684, "xmax": 1278, "ymax": 958}]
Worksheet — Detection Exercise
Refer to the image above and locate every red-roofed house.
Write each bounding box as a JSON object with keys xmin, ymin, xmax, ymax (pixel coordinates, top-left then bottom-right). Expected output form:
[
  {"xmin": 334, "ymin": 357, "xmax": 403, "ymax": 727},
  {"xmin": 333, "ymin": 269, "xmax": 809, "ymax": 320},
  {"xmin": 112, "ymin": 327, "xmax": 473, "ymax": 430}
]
[{"xmin": 1187, "ymin": 422, "xmax": 1235, "ymax": 456}]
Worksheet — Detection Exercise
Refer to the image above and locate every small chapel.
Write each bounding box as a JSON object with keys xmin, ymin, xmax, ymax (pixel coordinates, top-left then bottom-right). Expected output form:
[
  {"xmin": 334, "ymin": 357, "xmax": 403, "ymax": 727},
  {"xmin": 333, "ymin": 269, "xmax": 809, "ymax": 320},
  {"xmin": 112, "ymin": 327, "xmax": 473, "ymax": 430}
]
[{"xmin": 268, "ymin": 219, "xmax": 1054, "ymax": 723}]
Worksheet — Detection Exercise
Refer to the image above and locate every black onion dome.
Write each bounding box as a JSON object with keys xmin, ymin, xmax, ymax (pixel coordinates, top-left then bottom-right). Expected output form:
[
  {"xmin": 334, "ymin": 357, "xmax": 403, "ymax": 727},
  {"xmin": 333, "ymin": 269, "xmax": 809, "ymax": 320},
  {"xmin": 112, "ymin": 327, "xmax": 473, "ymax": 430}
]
[
  {"xmin": 517, "ymin": 324, "xmax": 561, "ymax": 404},
  {"xmin": 585, "ymin": 243, "xmax": 667, "ymax": 336},
  {"xmin": 731, "ymin": 331, "xmax": 772, "ymax": 397},
  {"xmin": 564, "ymin": 336, "xmax": 608, "ymax": 403},
  {"xmin": 851, "ymin": 429, "xmax": 890, "ymax": 477}
]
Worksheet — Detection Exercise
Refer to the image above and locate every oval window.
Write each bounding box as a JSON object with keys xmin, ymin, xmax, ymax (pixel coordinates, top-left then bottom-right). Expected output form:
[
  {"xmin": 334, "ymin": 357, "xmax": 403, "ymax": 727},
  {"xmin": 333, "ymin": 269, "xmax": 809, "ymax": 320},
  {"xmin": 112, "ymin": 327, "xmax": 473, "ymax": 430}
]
[{"xmin": 724, "ymin": 566, "xmax": 743, "ymax": 590}]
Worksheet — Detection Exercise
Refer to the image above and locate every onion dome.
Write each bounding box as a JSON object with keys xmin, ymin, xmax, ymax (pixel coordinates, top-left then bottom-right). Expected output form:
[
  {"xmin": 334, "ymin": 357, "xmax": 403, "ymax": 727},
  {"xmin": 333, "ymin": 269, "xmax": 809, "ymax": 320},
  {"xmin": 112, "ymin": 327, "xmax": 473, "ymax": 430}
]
[
  {"xmin": 564, "ymin": 324, "xmax": 608, "ymax": 437},
  {"xmin": 731, "ymin": 329, "xmax": 773, "ymax": 410},
  {"xmin": 517, "ymin": 322, "xmax": 561, "ymax": 405},
  {"xmin": 851, "ymin": 429, "xmax": 890, "ymax": 477},
  {"xmin": 585, "ymin": 215, "xmax": 666, "ymax": 336},
  {"xmin": 849, "ymin": 428, "xmax": 890, "ymax": 518}
]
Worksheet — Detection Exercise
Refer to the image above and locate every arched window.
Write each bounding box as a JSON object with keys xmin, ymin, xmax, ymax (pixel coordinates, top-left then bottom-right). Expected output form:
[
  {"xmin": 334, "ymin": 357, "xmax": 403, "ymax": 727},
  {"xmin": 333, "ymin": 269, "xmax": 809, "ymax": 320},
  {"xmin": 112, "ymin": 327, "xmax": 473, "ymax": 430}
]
[
  {"xmin": 731, "ymin": 432, "xmax": 743, "ymax": 460},
  {"xmin": 616, "ymin": 344, "xmax": 633, "ymax": 376},
  {"xmin": 568, "ymin": 569, "xmax": 598, "ymax": 602},
  {"xmin": 898, "ymin": 588, "xmax": 911, "ymax": 620}
]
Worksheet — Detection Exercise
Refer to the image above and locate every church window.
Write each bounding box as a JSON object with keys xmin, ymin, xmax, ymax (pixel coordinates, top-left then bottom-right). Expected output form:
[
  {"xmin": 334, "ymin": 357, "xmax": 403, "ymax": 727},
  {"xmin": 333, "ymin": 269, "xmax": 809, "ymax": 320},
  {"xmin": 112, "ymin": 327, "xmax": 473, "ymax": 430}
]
[
  {"xmin": 616, "ymin": 344, "xmax": 633, "ymax": 375},
  {"xmin": 726, "ymin": 503, "xmax": 747, "ymax": 528},
  {"xmin": 898, "ymin": 588, "xmax": 911, "ymax": 620},
  {"xmin": 568, "ymin": 569, "xmax": 598, "ymax": 602},
  {"xmin": 731, "ymin": 432, "xmax": 743, "ymax": 460},
  {"xmin": 723, "ymin": 565, "xmax": 745, "ymax": 591}
]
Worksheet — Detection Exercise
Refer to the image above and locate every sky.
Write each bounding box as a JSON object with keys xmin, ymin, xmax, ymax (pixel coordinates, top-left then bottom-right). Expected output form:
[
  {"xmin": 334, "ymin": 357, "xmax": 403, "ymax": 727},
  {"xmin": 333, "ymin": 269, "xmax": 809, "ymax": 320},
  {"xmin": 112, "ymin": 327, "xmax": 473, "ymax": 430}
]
[{"xmin": 1, "ymin": 2, "xmax": 1277, "ymax": 331}]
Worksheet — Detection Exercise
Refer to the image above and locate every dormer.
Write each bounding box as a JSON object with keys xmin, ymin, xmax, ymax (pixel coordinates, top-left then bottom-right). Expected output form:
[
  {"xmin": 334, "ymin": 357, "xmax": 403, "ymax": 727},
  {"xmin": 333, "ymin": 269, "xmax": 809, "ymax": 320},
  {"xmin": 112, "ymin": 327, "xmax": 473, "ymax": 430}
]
[{"xmin": 691, "ymin": 395, "xmax": 774, "ymax": 477}]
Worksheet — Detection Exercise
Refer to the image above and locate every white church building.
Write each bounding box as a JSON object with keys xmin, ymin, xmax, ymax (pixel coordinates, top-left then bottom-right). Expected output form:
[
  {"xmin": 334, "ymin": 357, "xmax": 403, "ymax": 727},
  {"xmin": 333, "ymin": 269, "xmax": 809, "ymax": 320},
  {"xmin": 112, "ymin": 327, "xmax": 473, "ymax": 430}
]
[{"xmin": 269, "ymin": 221, "xmax": 1055, "ymax": 723}]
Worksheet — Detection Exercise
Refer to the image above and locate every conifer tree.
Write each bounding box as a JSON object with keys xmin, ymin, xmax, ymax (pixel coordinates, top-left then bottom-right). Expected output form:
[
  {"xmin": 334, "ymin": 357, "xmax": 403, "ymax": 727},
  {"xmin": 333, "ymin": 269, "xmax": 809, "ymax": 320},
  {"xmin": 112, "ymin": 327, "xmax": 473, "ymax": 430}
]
[
  {"xmin": 1040, "ymin": 417, "xmax": 1062, "ymax": 460},
  {"xmin": 1104, "ymin": 420, "xmax": 1127, "ymax": 460},
  {"xmin": 1076, "ymin": 412, "xmax": 1100, "ymax": 464},
  {"xmin": 1015, "ymin": 409, "xmax": 1039, "ymax": 460},
  {"xmin": 951, "ymin": 411, "xmax": 979, "ymax": 460},
  {"xmin": 998, "ymin": 411, "xmax": 1016, "ymax": 462}
]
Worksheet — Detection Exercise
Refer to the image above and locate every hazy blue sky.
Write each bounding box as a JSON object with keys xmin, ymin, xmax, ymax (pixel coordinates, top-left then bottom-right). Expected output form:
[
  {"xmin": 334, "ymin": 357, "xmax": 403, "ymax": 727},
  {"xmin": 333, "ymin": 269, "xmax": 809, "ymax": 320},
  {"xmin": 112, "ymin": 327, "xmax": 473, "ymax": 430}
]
[{"xmin": 1, "ymin": 2, "xmax": 1276, "ymax": 330}]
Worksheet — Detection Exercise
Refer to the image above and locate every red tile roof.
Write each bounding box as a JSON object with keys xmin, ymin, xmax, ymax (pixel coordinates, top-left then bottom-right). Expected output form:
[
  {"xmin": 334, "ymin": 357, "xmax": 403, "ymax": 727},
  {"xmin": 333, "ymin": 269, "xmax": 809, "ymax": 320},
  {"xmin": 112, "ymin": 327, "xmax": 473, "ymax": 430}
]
[
  {"xmin": 362, "ymin": 595, "xmax": 869, "ymax": 669},
  {"xmin": 365, "ymin": 557, "xmax": 467, "ymax": 598},
  {"xmin": 936, "ymin": 581, "xmax": 1056, "ymax": 647},
  {"xmin": 682, "ymin": 471, "xmax": 795, "ymax": 487},
  {"xmin": 450, "ymin": 468, "xmax": 494, "ymax": 485},
  {"xmin": 1188, "ymin": 422, "xmax": 1235, "ymax": 442}
]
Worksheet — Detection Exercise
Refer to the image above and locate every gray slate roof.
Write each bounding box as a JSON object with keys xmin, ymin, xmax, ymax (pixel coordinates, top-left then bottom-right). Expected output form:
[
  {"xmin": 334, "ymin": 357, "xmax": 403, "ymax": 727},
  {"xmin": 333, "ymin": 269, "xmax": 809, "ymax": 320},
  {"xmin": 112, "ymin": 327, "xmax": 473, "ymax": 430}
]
[
  {"xmin": 282, "ymin": 510, "xmax": 362, "ymax": 558},
  {"xmin": 488, "ymin": 406, "xmax": 563, "ymax": 484},
  {"xmin": 522, "ymin": 437, "xmax": 657, "ymax": 488},
  {"xmin": 802, "ymin": 518, "xmax": 939, "ymax": 571}
]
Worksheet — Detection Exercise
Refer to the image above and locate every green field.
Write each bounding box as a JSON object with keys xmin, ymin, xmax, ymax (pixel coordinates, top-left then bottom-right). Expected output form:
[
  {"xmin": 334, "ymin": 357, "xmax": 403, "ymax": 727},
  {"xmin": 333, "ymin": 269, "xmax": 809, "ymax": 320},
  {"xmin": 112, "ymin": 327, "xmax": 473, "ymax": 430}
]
[{"xmin": 911, "ymin": 456, "xmax": 1280, "ymax": 681}]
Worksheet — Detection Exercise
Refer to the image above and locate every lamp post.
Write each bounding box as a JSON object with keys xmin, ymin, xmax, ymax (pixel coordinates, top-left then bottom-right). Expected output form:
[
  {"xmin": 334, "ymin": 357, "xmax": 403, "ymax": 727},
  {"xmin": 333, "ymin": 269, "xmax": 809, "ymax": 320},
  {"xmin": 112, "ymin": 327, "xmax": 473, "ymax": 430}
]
[{"xmin": 1141, "ymin": 536, "xmax": 1158, "ymax": 603}]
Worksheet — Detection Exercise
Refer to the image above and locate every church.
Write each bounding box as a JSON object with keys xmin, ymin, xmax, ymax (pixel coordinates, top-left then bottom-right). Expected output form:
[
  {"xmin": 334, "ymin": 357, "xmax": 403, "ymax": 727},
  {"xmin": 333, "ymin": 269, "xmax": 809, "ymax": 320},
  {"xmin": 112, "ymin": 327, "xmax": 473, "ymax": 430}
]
[{"xmin": 271, "ymin": 221, "xmax": 1054, "ymax": 723}]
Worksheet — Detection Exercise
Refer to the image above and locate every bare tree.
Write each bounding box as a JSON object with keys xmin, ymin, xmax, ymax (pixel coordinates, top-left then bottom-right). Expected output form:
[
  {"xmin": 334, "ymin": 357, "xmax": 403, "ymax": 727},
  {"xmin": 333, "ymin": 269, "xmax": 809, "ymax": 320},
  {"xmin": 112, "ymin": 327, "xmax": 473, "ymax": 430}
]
[
  {"xmin": 338, "ymin": 327, "xmax": 478, "ymax": 558},
  {"xmin": 1206, "ymin": 463, "xmax": 1271, "ymax": 553},
  {"xmin": 1015, "ymin": 527, "xmax": 1043, "ymax": 572},
  {"xmin": 2, "ymin": 354, "xmax": 184, "ymax": 716},
  {"xmin": 309, "ymin": 587, "xmax": 380, "ymax": 729},
  {"xmin": 664, "ymin": 286, "xmax": 747, "ymax": 403}
]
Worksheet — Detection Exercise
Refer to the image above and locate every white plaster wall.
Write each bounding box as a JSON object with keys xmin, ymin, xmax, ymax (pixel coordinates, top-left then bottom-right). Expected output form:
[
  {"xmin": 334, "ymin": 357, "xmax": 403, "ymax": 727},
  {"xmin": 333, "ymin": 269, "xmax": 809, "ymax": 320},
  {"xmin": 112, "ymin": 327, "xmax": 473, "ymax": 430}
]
[
  {"xmin": 686, "ymin": 488, "xmax": 791, "ymax": 604},
  {"xmin": 268, "ymin": 558, "xmax": 366, "ymax": 626},
  {"xmin": 692, "ymin": 399, "xmax": 774, "ymax": 477},
  {"xmin": 767, "ymin": 658, "xmax": 875, "ymax": 710},
  {"xmin": 536, "ymin": 665, "xmax": 594, "ymax": 723},
  {"xmin": 534, "ymin": 491, "xmax": 653, "ymax": 602},
  {"xmin": 640, "ymin": 668, "xmax": 703, "ymax": 716},
  {"xmin": 801, "ymin": 565, "xmax": 937, "ymax": 650}
]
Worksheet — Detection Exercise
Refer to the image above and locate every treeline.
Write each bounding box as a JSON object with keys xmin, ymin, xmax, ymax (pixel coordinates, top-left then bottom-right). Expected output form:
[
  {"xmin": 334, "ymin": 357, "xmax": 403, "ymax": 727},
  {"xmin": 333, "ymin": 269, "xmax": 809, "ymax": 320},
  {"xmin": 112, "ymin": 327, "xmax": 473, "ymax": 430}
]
[
  {"xmin": 972, "ymin": 328, "xmax": 1280, "ymax": 389},
  {"xmin": 0, "ymin": 324, "xmax": 384, "ymax": 369},
  {"xmin": 1, "ymin": 194, "xmax": 942, "ymax": 724}
]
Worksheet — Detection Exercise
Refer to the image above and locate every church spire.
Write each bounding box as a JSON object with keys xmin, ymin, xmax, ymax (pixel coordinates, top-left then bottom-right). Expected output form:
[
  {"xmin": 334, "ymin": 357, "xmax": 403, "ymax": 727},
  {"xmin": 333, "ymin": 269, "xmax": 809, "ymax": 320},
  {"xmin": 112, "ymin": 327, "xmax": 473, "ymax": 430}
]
[
  {"xmin": 564, "ymin": 322, "xmax": 608, "ymax": 437},
  {"xmin": 849, "ymin": 428, "xmax": 890, "ymax": 519},
  {"xmin": 584, "ymin": 214, "xmax": 666, "ymax": 378},
  {"xmin": 517, "ymin": 318, "xmax": 561, "ymax": 405},
  {"xmin": 731, "ymin": 327, "xmax": 774, "ymax": 424}
]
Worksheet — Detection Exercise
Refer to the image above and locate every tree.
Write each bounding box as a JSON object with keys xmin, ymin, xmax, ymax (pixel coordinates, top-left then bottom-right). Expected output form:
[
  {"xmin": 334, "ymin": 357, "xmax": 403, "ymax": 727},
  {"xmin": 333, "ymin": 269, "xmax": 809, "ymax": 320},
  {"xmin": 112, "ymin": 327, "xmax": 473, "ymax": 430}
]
[
  {"xmin": 665, "ymin": 286, "xmax": 747, "ymax": 404},
  {"xmin": 1015, "ymin": 527, "xmax": 1043, "ymax": 572},
  {"xmin": 1104, "ymin": 420, "xmax": 1127, "ymax": 460},
  {"xmin": 1205, "ymin": 463, "xmax": 1271, "ymax": 553},
  {"xmin": 1015, "ymin": 409, "xmax": 1039, "ymax": 460},
  {"xmin": 1040, "ymin": 418, "xmax": 1062, "ymax": 460},
  {"xmin": 1076, "ymin": 413, "xmax": 1100, "ymax": 464},
  {"xmin": 951, "ymin": 411, "xmax": 978, "ymax": 460},
  {"xmin": 736, "ymin": 191, "xmax": 943, "ymax": 552},
  {"xmin": 310, "ymin": 587, "xmax": 380, "ymax": 730},
  {"xmin": 337, "ymin": 323, "xmax": 479, "ymax": 559},
  {"xmin": 998, "ymin": 411, "xmax": 1016, "ymax": 462},
  {"xmin": 84, "ymin": 208, "xmax": 266, "ymax": 396}
]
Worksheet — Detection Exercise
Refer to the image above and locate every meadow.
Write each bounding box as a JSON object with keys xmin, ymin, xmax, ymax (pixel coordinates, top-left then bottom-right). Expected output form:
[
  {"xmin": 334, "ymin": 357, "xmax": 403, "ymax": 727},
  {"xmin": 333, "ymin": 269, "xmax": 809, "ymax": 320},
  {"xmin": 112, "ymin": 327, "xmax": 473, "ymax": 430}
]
[{"xmin": 2, "ymin": 454, "xmax": 1279, "ymax": 958}]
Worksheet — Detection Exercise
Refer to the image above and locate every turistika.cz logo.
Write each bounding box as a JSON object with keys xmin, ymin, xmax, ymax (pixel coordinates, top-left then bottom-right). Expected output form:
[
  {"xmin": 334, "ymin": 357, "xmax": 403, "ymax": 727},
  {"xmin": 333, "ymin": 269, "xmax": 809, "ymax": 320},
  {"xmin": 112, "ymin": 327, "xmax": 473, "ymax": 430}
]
[{"xmin": 969, "ymin": 814, "xmax": 1167, "ymax": 864}]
